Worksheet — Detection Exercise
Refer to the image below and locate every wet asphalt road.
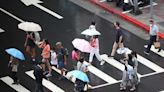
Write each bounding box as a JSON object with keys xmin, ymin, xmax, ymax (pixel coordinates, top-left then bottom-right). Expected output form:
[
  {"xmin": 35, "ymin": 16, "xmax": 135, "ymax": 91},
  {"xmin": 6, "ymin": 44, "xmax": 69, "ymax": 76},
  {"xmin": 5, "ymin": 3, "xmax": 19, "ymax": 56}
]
[{"xmin": 0, "ymin": 0, "xmax": 164, "ymax": 92}]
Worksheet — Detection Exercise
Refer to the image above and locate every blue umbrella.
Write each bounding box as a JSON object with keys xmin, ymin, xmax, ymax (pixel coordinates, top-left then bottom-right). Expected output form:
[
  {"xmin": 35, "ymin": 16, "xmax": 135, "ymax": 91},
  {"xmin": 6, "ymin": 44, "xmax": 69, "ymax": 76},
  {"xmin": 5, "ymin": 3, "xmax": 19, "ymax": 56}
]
[
  {"xmin": 68, "ymin": 70, "xmax": 89, "ymax": 83},
  {"xmin": 5, "ymin": 48, "xmax": 25, "ymax": 61}
]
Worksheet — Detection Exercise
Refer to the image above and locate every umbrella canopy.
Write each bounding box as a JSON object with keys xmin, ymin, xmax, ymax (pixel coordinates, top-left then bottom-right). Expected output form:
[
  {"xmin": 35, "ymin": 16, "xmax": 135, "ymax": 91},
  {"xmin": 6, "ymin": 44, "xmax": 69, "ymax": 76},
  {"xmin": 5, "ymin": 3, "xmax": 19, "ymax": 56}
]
[
  {"xmin": 18, "ymin": 22, "xmax": 42, "ymax": 32},
  {"xmin": 81, "ymin": 28, "xmax": 101, "ymax": 36},
  {"xmin": 5, "ymin": 48, "xmax": 25, "ymax": 61},
  {"xmin": 67, "ymin": 70, "xmax": 89, "ymax": 83},
  {"xmin": 72, "ymin": 38, "xmax": 91, "ymax": 53}
]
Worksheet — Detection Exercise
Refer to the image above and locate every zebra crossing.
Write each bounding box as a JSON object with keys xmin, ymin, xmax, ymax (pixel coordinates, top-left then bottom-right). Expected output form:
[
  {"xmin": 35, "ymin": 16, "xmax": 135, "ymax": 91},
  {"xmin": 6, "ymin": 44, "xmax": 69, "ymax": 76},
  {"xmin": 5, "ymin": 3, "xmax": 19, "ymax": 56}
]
[{"xmin": 0, "ymin": 46, "xmax": 164, "ymax": 92}]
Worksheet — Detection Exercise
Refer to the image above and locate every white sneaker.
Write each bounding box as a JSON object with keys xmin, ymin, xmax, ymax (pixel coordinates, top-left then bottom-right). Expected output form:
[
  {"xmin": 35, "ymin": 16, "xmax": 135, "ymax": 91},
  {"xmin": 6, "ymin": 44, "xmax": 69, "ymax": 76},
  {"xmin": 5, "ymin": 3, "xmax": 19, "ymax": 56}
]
[
  {"xmin": 100, "ymin": 60, "xmax": 105, "ymax": 65},
  {"xmin": 46, "ymin": 73, "xmax": 52, "ymax": 77},
  {"xmin": 130, "ymin": 87, "xmax": 136, "ymax": 91}
]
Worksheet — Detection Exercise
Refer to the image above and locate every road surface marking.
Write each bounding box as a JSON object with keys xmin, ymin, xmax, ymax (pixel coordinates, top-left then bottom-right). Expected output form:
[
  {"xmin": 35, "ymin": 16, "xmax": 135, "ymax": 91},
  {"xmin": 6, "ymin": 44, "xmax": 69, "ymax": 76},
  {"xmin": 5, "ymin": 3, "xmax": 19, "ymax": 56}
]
[
  {"xmin": 26, "ymin": 70, "xmax": 65, "ymax": 92},
  {"xmin": 0, "ymin": 28, "xmax": 5, "ymax": 33},
  {"xmin": 0, "ymin": 8, "xmax": 25, "ymax": 22},
  {"xmin": 0, "ymin": 76, "xmax": 30, "ymax": 92},
  {"xmin": 20, "ymin": 0, "xmax": 63, "ymax": 19}
]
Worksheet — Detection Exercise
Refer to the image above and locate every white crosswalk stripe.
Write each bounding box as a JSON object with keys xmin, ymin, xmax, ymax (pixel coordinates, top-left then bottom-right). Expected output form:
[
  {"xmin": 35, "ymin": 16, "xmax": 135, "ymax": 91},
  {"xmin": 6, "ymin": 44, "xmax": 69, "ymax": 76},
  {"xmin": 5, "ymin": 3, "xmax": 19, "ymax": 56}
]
[
  {"xmin": 25, "ymin": 70, "xmax": 65, "ymax": 92},
  {"xmin": 0, "ymin": 28, "xmax": 5, "ymax": 33},
  {"xmin": 137, "ymin": 54, "xmax": 164, "ymax": 73},
  {"xmin": 0, "ymin": 76, "xmax": 30, "ymax": 92},
  {"xmin": 144, "ymin": 45, "xmax": 164, "ymax": 58}
]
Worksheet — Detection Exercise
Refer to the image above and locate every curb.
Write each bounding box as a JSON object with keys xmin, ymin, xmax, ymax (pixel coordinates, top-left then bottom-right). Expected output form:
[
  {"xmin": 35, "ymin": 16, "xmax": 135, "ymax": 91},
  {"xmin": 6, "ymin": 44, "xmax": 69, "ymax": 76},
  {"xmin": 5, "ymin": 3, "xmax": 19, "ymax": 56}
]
[{"xmin": 88, "ymin": 0, "xmax": 164, "ymax": 39}]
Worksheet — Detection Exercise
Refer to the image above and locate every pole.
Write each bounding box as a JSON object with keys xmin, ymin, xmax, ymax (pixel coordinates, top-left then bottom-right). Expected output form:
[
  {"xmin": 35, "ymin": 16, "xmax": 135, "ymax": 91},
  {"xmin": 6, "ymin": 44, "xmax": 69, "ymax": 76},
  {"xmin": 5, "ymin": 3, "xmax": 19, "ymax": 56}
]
[
  {"xmin": 131, "ymin": 0, "xmax": 142, "ymax": 15},
  {"xmin": 150, "ymin": 0, "xmax": 154, "ymax": 19}
]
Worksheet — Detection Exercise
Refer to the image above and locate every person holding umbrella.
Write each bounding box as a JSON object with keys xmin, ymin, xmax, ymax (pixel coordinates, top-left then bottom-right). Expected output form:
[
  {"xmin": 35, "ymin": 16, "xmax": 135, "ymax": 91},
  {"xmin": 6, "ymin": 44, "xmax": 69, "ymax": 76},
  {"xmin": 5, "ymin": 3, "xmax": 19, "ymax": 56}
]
[
  {"xmin": 24, "ymin": 32, "xmax": 36, "ymax": 62},
  {"xmin": 8, "ymin": 56, "xmax": 19, "ymax": 85},
  {"xmin": 6, "ymin": 48, "xmax": 25, "ymax": 85},
  {"xmin": 89, "ymin": 35, "xmax": 105, "ymax": 65},
  {"xmin": 18, "ymin": 22, "xmax": 42, "ymax": 62},
  {"xmin": 67, "ymin": 70, "xmax": 89, "ymax": 92}
]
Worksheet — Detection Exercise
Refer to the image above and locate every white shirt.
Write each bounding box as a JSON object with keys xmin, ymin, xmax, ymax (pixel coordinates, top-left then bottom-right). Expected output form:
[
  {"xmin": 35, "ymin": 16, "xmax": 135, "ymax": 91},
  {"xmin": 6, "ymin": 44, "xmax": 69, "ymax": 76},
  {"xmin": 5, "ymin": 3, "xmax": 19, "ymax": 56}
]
[
  {"xmin": 50, "ymin": 51, "xmax": 58, "ymax": 65},
  {"xmin": 150, "ymin": 24, "xmax": 159, "ymax": 36}
]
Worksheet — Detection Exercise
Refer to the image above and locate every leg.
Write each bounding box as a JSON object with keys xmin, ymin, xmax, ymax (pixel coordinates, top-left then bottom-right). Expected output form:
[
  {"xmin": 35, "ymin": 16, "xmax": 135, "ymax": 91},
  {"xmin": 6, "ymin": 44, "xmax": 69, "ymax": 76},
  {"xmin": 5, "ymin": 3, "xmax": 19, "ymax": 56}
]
[
  {"xmin": 94, "ymin": 49, "xmax": 102, "ymax": 61},
  {"xmin": 111, "ymin": 42, "xmax": 119, "ymax": 57},
  {"xmin": 25, "ymin": 46, "xmax": 31, "ymax": 55},
  {"xmin": 146, "ymin": 36, "xmax": 156, "ymax": 53},
  {"xmin": 31, "ymin": 48, "xmax": 36, "ymax": 61},
  {"xmin": 89, "ymin": 49, "xmax": 95, "ymax": 63}
]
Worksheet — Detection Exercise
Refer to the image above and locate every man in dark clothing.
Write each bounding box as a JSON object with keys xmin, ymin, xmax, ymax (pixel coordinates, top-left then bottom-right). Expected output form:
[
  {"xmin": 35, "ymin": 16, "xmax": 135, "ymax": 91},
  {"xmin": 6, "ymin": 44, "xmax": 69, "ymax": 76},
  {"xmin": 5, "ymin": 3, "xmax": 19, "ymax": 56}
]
[
  {"xmin": 33, "ymin": 62, "xmax": 47, "ymax": 92},
  {"xmin": 110, "ymin": 21, "xmax": 124, "ymax": 58}
]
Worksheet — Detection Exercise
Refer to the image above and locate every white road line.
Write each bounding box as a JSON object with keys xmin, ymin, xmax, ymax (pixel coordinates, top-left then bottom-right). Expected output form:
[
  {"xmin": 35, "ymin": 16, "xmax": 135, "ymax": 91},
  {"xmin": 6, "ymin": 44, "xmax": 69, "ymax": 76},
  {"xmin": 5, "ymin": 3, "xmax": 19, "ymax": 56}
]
[
  {"xmin": 0, "ymin": 8, "xmax": 25, "ymax": 23},
  {"xmin": 159, "ymin": 90, "xmax": 164, "ymax": 92},
  {"xmin": 25, "ymin": 70, "xmax": 65, "ymax": 92},
  {"xmin": 122, "ymin": 2, "xmax": 158, "ymax": 14},
  {"xmin": 101, "ymin": 54, "xmax": 142, "ymax": 77},
  {"xmin": 92, "ymin": 80, "xmax": 121, "ymax": 89},
  {"xmin": 20, "ymin": 0, "xmax": 63, "ymax": 19},
  {"xmin": 137, "ymin": 54, "xmax": 164, "ymax": 73},
  {"xmin": 141, "ymin": 70, "xmax": 164, "ymax": 78},
  {"xmin": 0, "ymin": 76, "xmax": 30, "ymax": 92},
  {"xmin": 144, "ymin": 45, "xmax": 164, "ymax": 58},
  {"xmin": 0, "ymin": 28, "xmax": 5, "ymax": 33}
]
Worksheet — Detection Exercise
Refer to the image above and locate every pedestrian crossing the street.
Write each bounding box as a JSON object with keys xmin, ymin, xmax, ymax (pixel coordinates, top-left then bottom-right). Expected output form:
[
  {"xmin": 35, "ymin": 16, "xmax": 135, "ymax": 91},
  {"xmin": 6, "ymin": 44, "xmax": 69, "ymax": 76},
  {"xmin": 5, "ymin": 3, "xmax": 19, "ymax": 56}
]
[{"xmin": 1, "ymin": 49, "xmax": 164, "ymax": 92}]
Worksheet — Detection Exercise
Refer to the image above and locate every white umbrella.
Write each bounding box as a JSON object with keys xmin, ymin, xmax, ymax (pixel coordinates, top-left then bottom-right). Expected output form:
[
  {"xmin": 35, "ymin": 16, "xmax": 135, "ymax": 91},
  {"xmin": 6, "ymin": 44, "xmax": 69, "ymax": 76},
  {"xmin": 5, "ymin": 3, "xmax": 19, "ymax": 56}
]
[
  {"xmin": 81, "ymin": 28, "xmax": 101, "ymax": 36},
  {"xmin": 18, "ymin": 22, "xmax": 42, "ymax": 32},
  {"xmin": 81, "ymin": 25, "xmax": 101, "ymax": 36}
]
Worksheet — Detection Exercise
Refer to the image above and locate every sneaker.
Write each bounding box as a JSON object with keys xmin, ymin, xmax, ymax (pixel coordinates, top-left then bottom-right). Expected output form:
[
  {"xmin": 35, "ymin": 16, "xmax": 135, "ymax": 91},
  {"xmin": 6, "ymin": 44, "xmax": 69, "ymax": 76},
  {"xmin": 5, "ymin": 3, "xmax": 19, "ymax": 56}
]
[
  {"xmin": 144, "ymin": 51, "xmax": 150, "ymax": 55},
  {"xmin": 32, "ymin": 58, "xmax": 36, "ymax": 62},
  {"xmin": 130, "ymin": 87, "xmax": 136, "ymax": 91},
  {"xmin": 100, "ymin": 60, "xmax": 105, "ymax": 65},
  {"xmin": 46, "ymin": 73, "xmax": 52, "ymax": 77},
  {"xmin": 120, "ymin": 87, "xmax": 126, "ymax": 91}
]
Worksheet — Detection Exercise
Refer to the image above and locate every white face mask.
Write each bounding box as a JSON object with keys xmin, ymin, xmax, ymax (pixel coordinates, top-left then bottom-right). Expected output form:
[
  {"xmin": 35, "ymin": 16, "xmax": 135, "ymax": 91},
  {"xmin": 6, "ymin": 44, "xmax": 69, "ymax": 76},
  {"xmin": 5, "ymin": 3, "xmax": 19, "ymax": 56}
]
[{"xmin": 150, "ymin": 24, "xmax": 153, "ymax": 27}]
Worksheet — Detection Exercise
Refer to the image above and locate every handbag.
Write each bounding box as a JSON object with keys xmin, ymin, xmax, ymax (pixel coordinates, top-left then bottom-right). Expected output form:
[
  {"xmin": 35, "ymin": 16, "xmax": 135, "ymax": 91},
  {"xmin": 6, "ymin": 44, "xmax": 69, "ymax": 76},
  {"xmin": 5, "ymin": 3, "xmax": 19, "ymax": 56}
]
[{"xmin": 154, "ymin": 41, "xmax": 160, "ymax": 49}]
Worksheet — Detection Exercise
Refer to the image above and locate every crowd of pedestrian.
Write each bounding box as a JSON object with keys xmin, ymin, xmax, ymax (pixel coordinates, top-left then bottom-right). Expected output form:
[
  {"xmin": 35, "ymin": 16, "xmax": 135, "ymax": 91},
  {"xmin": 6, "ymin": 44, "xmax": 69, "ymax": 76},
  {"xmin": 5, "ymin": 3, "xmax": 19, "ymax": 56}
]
[{"xmin": 6, "ymin": 19, "xmax": 161, "ymax": 92}]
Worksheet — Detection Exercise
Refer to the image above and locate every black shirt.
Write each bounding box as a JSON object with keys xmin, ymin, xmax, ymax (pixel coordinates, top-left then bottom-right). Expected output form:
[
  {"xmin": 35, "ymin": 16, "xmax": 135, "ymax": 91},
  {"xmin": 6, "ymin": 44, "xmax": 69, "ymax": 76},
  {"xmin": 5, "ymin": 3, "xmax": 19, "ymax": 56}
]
[{"xmin": 115, "ymin": 29, "xmax": 124, "ymax": 43}]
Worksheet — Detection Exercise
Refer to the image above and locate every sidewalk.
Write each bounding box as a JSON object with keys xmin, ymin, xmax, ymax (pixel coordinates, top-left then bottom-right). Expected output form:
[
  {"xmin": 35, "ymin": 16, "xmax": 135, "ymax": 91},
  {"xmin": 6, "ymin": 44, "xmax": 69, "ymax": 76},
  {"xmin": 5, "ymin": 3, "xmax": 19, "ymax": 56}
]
[{"xmin": 88, "ymin": 0, "xmax": 164, "ymax": 39}]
